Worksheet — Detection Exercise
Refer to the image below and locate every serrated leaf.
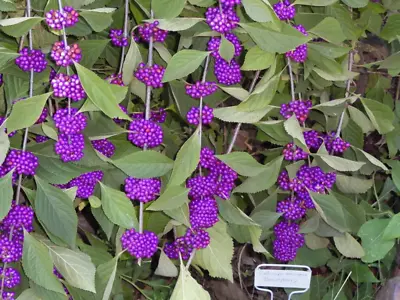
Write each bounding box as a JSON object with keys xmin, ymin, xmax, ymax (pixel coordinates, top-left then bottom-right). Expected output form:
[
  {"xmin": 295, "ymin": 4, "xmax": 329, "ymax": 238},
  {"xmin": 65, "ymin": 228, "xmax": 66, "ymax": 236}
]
[
  {"xmin": 333, "ymin": 233, "xmax": 365, "ymax": 258},
  {"xmin": 168, "ymin": 128, "xmax": 201, "ymax": 186},
  {"xmin": 348, "ymin": 105, "xmax": 374, "ymax": 133},
  {"xmin": 381, "ymin": 14, "xmax": 400, "ymax": 42},
  {"xmin": 96, "ymin": 252, "xmax": 122, "ymax": 300},
  {"xmin": 170, "ymin": 261, "xmax": 211, "ymax": 300},
  {"xmin": 336, "ymin": 174, "xmax": 373, "ymax": 194},
  {"xmin": 16, "ymin": 289, "xmax": 40, "ymax": 300},
  {"xmin": 80, "ymin": 9, "xmax": 114, "ymax": 32},
  {"xmin": 74, "ymin": 62, "xmax": 129, "ymax": 120},
  {"xmin": 0, "ymin": 47, "xmax": 19, "ymax": 69},
  {"xmin": 100, "ymin": 183, "xmax": 138, "ymax": 229},
  {"xmin": 217, "ymin": 198, "xmax": 258, "ymax": 226},
  {"xmin": 79, "ymin": 39, "xmax": 109, "ymax": 69},
  {"xmin": 154, "ymin": 18, "xmax": 203, "ymax": 31},
  {"xmin": 193, "ymin": 221, "xmax": 234, "ymax": 281},
  {"xmin": 234, "ymin": 156, "xmax": 283, "ymax": 193},
  {"xmin": 122, "ymin": 38, "xmax": 141, "ymax": 85},
  {"xmin": 155, "ymin": 250, "xmax": 178, "ymax": 277},
  {"xmin": 358, "ymin": 218, "xmax": 394, "ymax": 263},
  {"xmin": 354, "ymin": 147, "xmax": 388, "ymax": 171},
  {"xmin": 241, "ymin": 46, "xmax": 274, "ymax": 71},
  {"xmin": 283, "ymin": 114, "xmax": 308, "ymax": 150},
  {"xmin": 341, "ymin": 0, "xmax": 368, "ymax": 8},
  {"xmin": 316, "ymin": 154, "xmax": 365, "ymax": 172},
  {"xmin": 214, "ymin": 105, "xmax": 273, "ymax": 123},
  {"xmin": 256, "ymin": 120, "xmax": 291, "ymax": 145},
  {"xmin": 7, "ymin": 92, "xmax": 52, "ymax": 132},
  {"xmin": 0, "ymin": 17, "xmax": 43, "ymax": 37},
  {"xmin": 0, "ymin": 170, "xmax": 13, "ymax": 220},
  {"xmin": 112, "ymin": 150, "xmax": 174, "ymax": 178},
  {"xmin": 361, "ymin": 98, "xmax": 394, "ymax": 134},
  {"xmin": 333, "ymin": 192, "xmax": 366, "ymax": 234},
  {"xmin": 242, "ymin": 0, "xmax": 274, "ymax": 22},
  {"xmin": 47, "ymin": 246, "xmax": 96, "ymax": 293},
  {"xmin": 163, "ymin": 50, "xmax": 209, "ymax": 82},
  {"xmin": 310, "ymin": 192, "xmax": 348, "ymax": 233},
  {"xmin": 147, "ymin": 186, "xmax": 189, "ymax": 211},
  {"xmin": 153, "ymin": 0, "xmax": 186, "ymax": 19},
  {"xmin": 215, "ymin": 152, "xmax": 265, "ymax": 177},
  {"xmin": 35, "ymin": 176, "xmax": 78, "ymax": 247},
  {"xmin": 382, "ymin": 213, "xmax": 400, "ymax": 240},
  {"xmin": 22, "ymin": 231, "xmax": 65, "ymax": 294},
  {"xmin": 309, "ymin": 17, "xmax": 345, "ymax": 44},
  {"xmin": 219, "ymin": 35, "xmax": 235, "ymax": 62},
  {"xmin": 240, "ymin": 22, "xmax": 310, "ymax": 54},
  {"xmin": 251, "ymin": 210, "xmax": 282, "ymax": 230}
]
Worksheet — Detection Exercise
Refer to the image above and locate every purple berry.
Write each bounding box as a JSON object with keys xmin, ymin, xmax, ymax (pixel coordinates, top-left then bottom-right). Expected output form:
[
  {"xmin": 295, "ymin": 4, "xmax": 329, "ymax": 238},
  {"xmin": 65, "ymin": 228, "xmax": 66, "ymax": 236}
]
[
  {"xmin": 214, "ymin": 58, "xmax": 242, "ymax": 85},
  {"xmin": 109, "ymin": 29, "xmax": 128, "ymax": 47},
  {"xmin": 304, "ymin": 130, "xmax": 322, "ymax": 151},
  {"xmin": 36, "ymin": 135, "xmax": 50, "ymax": 143},
  {"xmin": 51, "ymin": 73, "xmax": 87, "ymax": 101},
  {"xmin": 283, "ymin": 143, "xmax": 308, "ymax": 161},
  {"xmin": 186, "ymin": 105, "xmax": 214, "ymax": 125},
  {"xmin": 0, "ymin": 267, "xmax": 20, "ymax": 288},
  {"xmin": 131, "ymin": 108, "xmax": 167, "ymax": 123},
  {"xmin": 3, "ymin": 150, "xmax": 38, "ymax": 176},
  {"xmin": 185, "ymin": 81, "xmax": 218, "ymax": 99},
  {"xmin": 63, "ymin": 6, "xmax": 79, "ymax": 27},
  {"xmin": 273, "ymin": 0, "xmax": 296, "ymax": 21},
  {"xmin": 205, "ymin": 6, "xmax": 239, "ymax": 34},
  {"xmin": 56, "ymin": 171, "xmax": 103, "ymax": 198},
  {"xmin": 187, "ymin": 176, "xmax": 217, "ymax": 199},
  {"xmin": 207, "ymin": 33, "xmax": 242, "ymax": 59},
  {"xmin": 164, "ymin": 236, "xmax": 193, "ymax": 260},
  {"xmin": 184, "ymin": 228, "xmax": 210, "ymax": 249},
  {"xmin": 0, "ymin": 235, "xmax": 23, "ymax": 263},
  {"xmin": 91, "ymin": 139, "xmax": 115, "ymax": 158},
  {"xmin": 0, "ymin": 74, "xmax": 3, "ymax": 86},
  {"xmin": 286, "ymin": 24, "xmax": 308, "ymax": 63},
  {"xmin": 200, "ymin": 147, "xmax": 216, "ymax": 169},
  {"xmin": 49, "ymin": 68, "xmax": 57, "ymax": 82},
  {"xmin": 15, "ymin": 47, "xmax": 47, "ymax": 73},
  {"xmin": 54, "ymin": 133, "xmax": 85, "ymax": 162},
  {"xmin": 46, "ymin": 6, "xmax": 78, "ymax": 30},
  {"xmin": 106, "ymin": 73, "xmax": 124, "ymax": 86},
  {"xmin": 127, "ymin": 119, "xmax": 163, "ymax": 148},
  {"xmin": 276, "ymin": 197, "xmax": 306, "ymax": 220},
  {"xmin": 279, "ymin": 99, "xmax": 312, "ymax": 123},
  {"xmin": 0, "ymin": 117, "xmax": 16, "ymax": 137},
  {"xmin": 51, "ymin": 41, "xmax": 82, "ymax": 67},
  {"xmin": 124, "ymin": 177, "xmax": 161, "ymax": 203},
  {"xmin": 1, "ymin": 203, "xmax": 34, "ymax": 232},
  {"xmin": 189, "ymin": 196, "xmax": 219, "ymax": 229},
  {"xmin": 121, "ymin": 229, "xmax": 158, "ymax": 259},
  {"xmin": 1, "ymin": 291, "xmax": 15, "ymax": 300},
  {"xmin": 220, "ymin": 0, "xmax": 242, "ymax": 6},
  {"xmin": 324, "ymin": 132, "xmax": 350, "ymax": 155},
  {"xmin": 114, "ymin": 104, "xmax": 128, "ymax": 124},
  {"xmin": 53, "ymin": 108, "xmax": 87, "ymax": 134},
  {"xmin": 136, "ymin": 21, "xmax": 168, "ymax": 43},
  {"xmin": 134, "ymin": 63, "xmax": 165, "ymax": 88}
]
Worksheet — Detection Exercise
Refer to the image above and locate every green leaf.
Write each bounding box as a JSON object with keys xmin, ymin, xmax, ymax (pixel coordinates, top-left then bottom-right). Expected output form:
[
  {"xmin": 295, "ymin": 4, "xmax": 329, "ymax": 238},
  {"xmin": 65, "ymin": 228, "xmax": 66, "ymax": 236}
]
[
  {"xmin": 358, "ymin": 218, "xmax": 395, "ymax": 263},
  {"xmin": 234, "ymin": 156, "xmax": 283, "ymax": 193},
  {"xmin": 348, "ymin": 106, "xmax": 375, "ymax": 133},
  {"xmin": 147, "ymin": 186, "xmax": 189, "ymax": 211},
  {"xmin": 92, "ymin": 207, "xmax": 114, "ymax": 240},
  {"xmin": 88, "ymin": 195, "xmax": 101, "ymax": 208},
  {"xmin": 22, "ymin": 231, "xmax": 65, "ymax": 294},
  {"xmin": 293, "ymin": 246, "xmax": 332, "ymax": 268},
  {"xmin": 214, "ymin": 105, "xmax": 273, "ymax": 123},
  {"xmin": 241, "ymin": 46, "xmax": 274, "ymax": 71},
  {"xmin": 170, "ymin": 261, "xmax": 211, "ymax": 300},
  {"xmin": 336, "ymin": 174, "xmax": 373, "ymax": 194},
  {"xmin": 391, "ymin": 161, "xmax": 400, "ymax": 192},
  {"xmin": 80, "ymin": 8, "xmax": 115, "ymax": 32},
  {"xmin": 215, "ymin": 152, "xmax": 265, "ymax": 177},
  {"xmin": 361, "ymin": 98, "xmax": 394, "ymax": 134},
  {"xmin": 0, "ymin": 170, "xmax": 13, "ymax": 220},
  {"xmin": 241, "ymin": 0, "xmax": 274, "ymax": 22},
  {"xmin": 350, "ymin": 262, "xmax": 379, "ymax": 283},
  {"xmin": 341, "ymin": 0, "xmax": 368, "ymax": 8},
  {"xmin": 240, "ymin": 22, "xmax": 310, "ymax": 54},
  {"xmin": 256, "ymin": 120, "xmax": 292, "ymax": 145},
  {"xmin": 308, "ymin": 43, "xmax": 351, "ymax": 59},
  {"xmin": 309, "ymin": 17, "xmax": 345, "ymax": 44},
  {"xmin": 78, "ymin": 39, "xmax": 109, "ymax": 69},
  {"xmin": 155, "ymin": 250, "xmax": 179, "ymax": 277},
  {"xmin": 311, "ymin": 192, "xmax": 348, "ymax": 233},
  {"xmin": 153, "ymin": 0, "xmax": 186, "ymax": 19},
  {"xmin": 383, "ymin": 213, "xmax": 400, "ymax": 240},
  {"xmin": 218, "ymin": 86, "xmax": 249, "ymax": 101},
  {"xmin": 316, "ymin": 154, "xmax": 365, "ymax": 172},
  {"xmin": 100, "ymin": 183, "xmax": 138, "ymax": 229},
  {"xmin": 164, "ymin": 205, "xmax": 191, "ymax": 227},
  {"xmin": 217, "ymin": 198, "xmax": 258, "ymax": 226},
  {"xmin": 163, "ymin": 50, "xmax": 209, "ymax": 82},
  {"xmin": 251, "ymin": 210, "xmax": 282, "ymax": 230},
  {"xmin": 30, "ymin": 282, "xmax": 68, "ymax": 300},
  {"xmin": 354, "ymin": 147, "xmax": 388, "ymax": 171},
  {"xmin": 169, "ymin": 128, "xmax": 201, "ymax": 187},
  {"xmin": 193, "ymin": 221, "xmax": 234, "ymax": 281},
  {"xmin": 35, "ymin": 176, "xmax": 78, "ymax": 248},
  {"xmin": 0, "ymin": 0, "xmax": 16, "ymax": 11},
  {"xmin": 0, "ymin": 47, "xmax": 19, "ymax": 70},
  {"xmin": 155, "ymin": 18, "xmax": 204, "ymax": 31},
  {"xmin": 0, "ymin": 17, "xmax": 43, "ymax": 37},
  {"xmin": 333, "ymin": 233, "xmax": 365, "ymax": 258},
  {"xmin": 96, "ymin": 252, "xmax": 122, "ymax": 300},
  {"xmin": 112, "ymin": 150, "xmax": 174, "ymax": 178},
  {"xmin": 283, "ymin": 114, "xmax": 308, "ymax": 150},
  {"xmin": 219, "ymin": 36, "xmax": 235, "ymax": 62},
  {"xmin": 47, "ymin": 245, "xmax": 96, "ymax": 293},
  {"xmin": 154, "ymin": 43, "xmax": 172, "ymax": 63},
  {"xmin": 74, "ymin": 62, "xmax": 129, "ymax": 120},
  {"xmin": 294, "ymin": 0, "xmax": 338, "ymax": 5},
  {"xmin": 7, "ymin": 92, "xmax": 52, "ymax": 132},
  {"xmin": 16, "ymin": 289, "xmax": 40, "ymax": 300},
  {"xmin": 122, "ymin": 38, "xmax": 142, "ymax": 85}
]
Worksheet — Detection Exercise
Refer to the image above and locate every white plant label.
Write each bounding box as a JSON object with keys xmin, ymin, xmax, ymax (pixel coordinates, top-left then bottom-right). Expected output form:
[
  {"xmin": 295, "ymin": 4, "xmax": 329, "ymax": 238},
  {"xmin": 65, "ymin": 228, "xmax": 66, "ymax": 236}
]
[{"xmin": 254, "ymin": 265, "xmax": 311, "ymax": 290}]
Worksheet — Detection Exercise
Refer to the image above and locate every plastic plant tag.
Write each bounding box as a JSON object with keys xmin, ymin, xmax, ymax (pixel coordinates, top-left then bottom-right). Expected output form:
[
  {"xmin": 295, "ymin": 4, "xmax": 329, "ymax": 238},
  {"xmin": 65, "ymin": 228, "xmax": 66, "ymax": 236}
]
[{"xmin": 254, "ymin": 264, "xmax": 311, "ymax": 299}]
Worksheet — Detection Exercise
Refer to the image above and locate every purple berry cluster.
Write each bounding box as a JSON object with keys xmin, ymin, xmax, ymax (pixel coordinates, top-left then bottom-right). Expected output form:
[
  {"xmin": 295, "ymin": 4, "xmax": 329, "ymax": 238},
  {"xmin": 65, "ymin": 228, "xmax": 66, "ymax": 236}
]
[
  {"xmin": 131, "ymin": 108, "xmax": 167, "ymax": 124},
  {"xmin": 1, "ymin": 203, "xmax": 34, "ymax": 233},
  {"xmin": 189, "ymin": 197, "xmax": 219, "ymax": 229},
  {"xmin": 276, "ymin": 197, "xmax": 306, "ymax": 220},
  {"xmin": 220, "ymin": 0, "xmax": 242, "ymax": 6},
  {"xmin": 286, "ymin": 25, "xmax": 308, "ymax": 63},
  {"xmin": 121, "ymin": 229, "xmax": 158, "ymax": 259},
  {"xmin": 109, "ymin": 29, "xmax": 129, "ymax": 47},
  {"xmin": 45, "ymin": 6, "xmax": 79, "ymax": 30},
  {"xmin": 136, "ymin": 21, "xmax": 168, "ymax": 43},
  {"xmin": 185, "ymin": 81, "xmax": 218, "ymax": 99},
  {"xmin": 273, "ymin": 222, "xmax": 304, "ymax": 262},
  {"xmin": 273, "ymin": 0, "xmax": 296, "ymax": 21},
  {"xmin": 205, "ymin": 6, "xmax": 239, "ymax": 34},
  {"xmin": 51, "ymin": 73, "xmax": 86, "ymax": 101},
  {"xmin": 55, "ymin": 133, "xmax": 85, "ymax": 162},
  {"xmin": 134, "ymin": 63, "xmax": 165, "ymax": 88},
  {"xmin": 91, "ymin": 139, "xmax": 115, "ymax": 158},
  {"xmin": 2, "ymin": 149, "xmax": 38, "ymax": 176},
  {"xmin": 36, "ymin": 135, "xmax": 50, "ymax": 143},
  {"xmin": 53, "ymin": 108, "xmax": 87, "ymax": 135},
  {"xmin": 124, "ymin": 177, "xmax": 161, "ymax": 203},
  {"xmin": 15, "ymin": 48, "xmax": 47, "ymax": 73},
  {"xmin": 51, "ymin": 41, "xmax": 82, "ymax": 67},
  {"xmin": 214, "ymin": 58, "xmax": 242, "ymax": 85},
  {"xmin": 0, "ymin": 117, "xmax": 16, "ymax": 137},
  {"xmin": 106, "ymin": 73, "xmax": 124, "ymax": 86},
  {"xmin": 303, "ymin": 130, "xmax": 350, "ymax": 155},
  {"xmin": 53, "ymin": 268, "xmax": 73, "ymax": 300},
  {"xmin": 0, "ymin": 267, "xmax": 20, "ymax": 289},
  {"xmin": 56, "ymin": 171, "xmax": 103, "ymax": 198},
  {"xmin": 164, "ymin": 228, "xmax": 210, "ymax": 260},
  {"xmin": 283, "ymin": 143, "xmax": 308, "ymax": 161},
  {"xmin": 128, "ymin": 119, "xmax": 163, "ymax": 148},
  {"xmin": 186, "ymin": 105, "xmax": 214, "ymax": 126},
  {"xmin": 207, "ymin": 33, "xmax": 242, "ymax": 59},
  {"xmin": 280, "ymin": 99, "xmax": 312, "ymax": 123}
]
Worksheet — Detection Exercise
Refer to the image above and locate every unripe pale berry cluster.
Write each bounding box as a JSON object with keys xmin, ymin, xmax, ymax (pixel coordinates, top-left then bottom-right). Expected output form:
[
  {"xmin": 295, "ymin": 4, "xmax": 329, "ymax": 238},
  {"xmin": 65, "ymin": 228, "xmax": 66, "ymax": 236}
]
[
  {"xmin": 45, "ymin": 6, "xmax": 79, "ymax": 30},
  {"xmin": 51, "ymin": 73, "xmax": 86, "ymax": 101},
  {"xmin": 15, "ymin": 48, "xmax": 47, "ymax": 73},
  {"xmin": 106, "ymin": 73, "xmax": 124, "ymax": 86},
  {"xmin": 51, "ymin": 41, "xmax": 82, "ymax": 67},
  {"xmin": 109, "ymin": 29, "xmax": 129, "ymax": 47}
]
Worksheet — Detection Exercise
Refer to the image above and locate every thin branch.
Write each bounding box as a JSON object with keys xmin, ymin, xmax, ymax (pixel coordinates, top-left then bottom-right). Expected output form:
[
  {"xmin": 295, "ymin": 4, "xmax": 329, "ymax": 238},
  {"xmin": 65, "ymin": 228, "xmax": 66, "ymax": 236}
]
[
  {"xmin": 118, "ymin": 0, "xmax": 130, "ymax": 74},
  {"xmin": 226, "ymin": 70, "xmax": 260, "ymax": 154},
  {"xmin": 287, "ymin": 57, "xmax": 296, "ymax": 101}
]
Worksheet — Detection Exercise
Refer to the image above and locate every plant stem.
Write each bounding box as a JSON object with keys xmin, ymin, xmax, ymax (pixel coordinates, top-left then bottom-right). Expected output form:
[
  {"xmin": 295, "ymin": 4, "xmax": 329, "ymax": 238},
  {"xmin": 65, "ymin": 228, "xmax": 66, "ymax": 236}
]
[
  {"xmin": 226, "ymin": 70, "xmax": 260, "ymax": 154},
  {"xmin": 287, "ymin": 57, "xmax": 296, "ymax": 101},
  {"xmin": 118, "ymin": 0, "xmax": 130, "ymax": 74},
  {"xmin": 335, "ymin": 50, "xmax": 354, "ymax": 138}
]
